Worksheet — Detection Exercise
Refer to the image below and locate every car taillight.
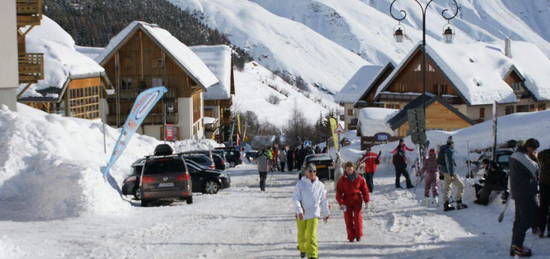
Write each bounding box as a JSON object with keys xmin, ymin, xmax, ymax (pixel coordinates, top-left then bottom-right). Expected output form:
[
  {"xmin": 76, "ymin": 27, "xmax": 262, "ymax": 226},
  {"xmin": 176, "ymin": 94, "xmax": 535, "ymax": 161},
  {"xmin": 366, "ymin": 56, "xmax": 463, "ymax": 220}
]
[
  {"xmin": 209, "ymin": 164, "xmax": 215, "ymax": 169},
  {"xmin": 142, "ymin": 176, "xmax": 156, "ymax": 184},
  {"xmin": 176, "ymin": 173, "xmax": 190, "ymax": 181}
]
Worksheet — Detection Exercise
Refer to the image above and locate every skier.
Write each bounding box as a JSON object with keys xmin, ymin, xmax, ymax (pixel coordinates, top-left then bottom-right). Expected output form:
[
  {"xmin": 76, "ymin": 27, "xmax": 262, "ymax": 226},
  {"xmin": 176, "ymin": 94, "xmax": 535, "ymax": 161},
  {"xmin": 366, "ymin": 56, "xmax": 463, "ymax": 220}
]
[
  {"xmin": 296, "ymin": 145, "xmax": 305, "ymax": 170},
  {"xmin": 392, "ymin": 148, "xmax": 414, "ymax": 189},
  {"xmin": 336, "ymin": 162, "xmax": 370, "ymax": 242},
  {"xmin": 536, "ymin": 148, "xmax": 550, "ymax": 238},
  {"xmin": 357, "ymin": 147, "xmax": 380, "ymax": 193},
  {"xmin": 391, "ymin": 139, "xmax": 415, "ymax": 154},
  {"xmin": 439, "ymin": 136, "xmax": 467, "ymax": 211},
  {"xmin": 418, "ymin": 149, "xmax": 440, "ymax": 206},
  {"xmin": 272, "ymin": 146, "xmax": 280, "ymax": 171},
  {"xmin": 473, "ymin": 160, "xmax": 508, "ymax": 206},
  {"xmin": 509, "ymin": 138, "xmax": 540, "ymax": 257},
  {"xmin": 287, "ymin": 146, "xmax": 295, "ymax": 171},
  {"xmin": 293, "ymin": 164, "xmax": 330, "ymax": 259},
  {"xmin": 255, "ymin": 149, "xmax": 270, "ymax": 192},
  {"xmin": 279, "ymin": 148, "xmax": 287, "ymax": 172}
]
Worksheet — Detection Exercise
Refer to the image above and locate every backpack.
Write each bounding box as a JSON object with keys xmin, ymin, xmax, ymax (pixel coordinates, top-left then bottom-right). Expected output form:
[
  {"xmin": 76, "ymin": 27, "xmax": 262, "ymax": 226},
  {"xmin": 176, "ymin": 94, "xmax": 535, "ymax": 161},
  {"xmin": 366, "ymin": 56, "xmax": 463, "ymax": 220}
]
[{"xmin": 154, "ymin": 144, "xmax": 173, "ymax": 156}]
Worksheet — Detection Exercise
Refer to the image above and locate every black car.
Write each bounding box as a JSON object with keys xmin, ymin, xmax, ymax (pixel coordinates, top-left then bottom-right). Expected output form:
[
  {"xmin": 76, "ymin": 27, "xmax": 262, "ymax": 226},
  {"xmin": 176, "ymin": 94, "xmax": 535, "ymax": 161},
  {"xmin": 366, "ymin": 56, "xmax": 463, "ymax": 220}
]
[
  {"xmin": 122, "ymin": 155, "xmax": 193, "ymax": 206},
  {"xmin": 181, "ymin": 150, "xmax": 226, "ymax": 170},
  {"xmin": 184, "ymin": 159, "xmax": 231, "ymax": 194},
  {"xmin": 181, "ymin": 154, "xmax": 216, "ymax": 169},
  {"xmin": 299, "ymin": 153, "xmax": 335, "ymax": 181},
  {"xmin": 215, "ymin": 147, "xmax": 242, "ymax": 166}
]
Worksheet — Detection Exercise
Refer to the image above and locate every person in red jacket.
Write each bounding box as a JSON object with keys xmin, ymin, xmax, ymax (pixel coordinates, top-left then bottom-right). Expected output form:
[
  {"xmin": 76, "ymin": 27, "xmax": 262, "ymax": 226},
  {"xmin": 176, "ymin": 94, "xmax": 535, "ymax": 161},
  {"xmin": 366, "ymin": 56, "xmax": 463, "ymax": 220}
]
[
  {"xmin": 336, "ymin": 162, "xmax": 370, "ymax": 242},
  {"xmin": 357, "ymin": 147, "xmax": 381, "ymax": 193}
]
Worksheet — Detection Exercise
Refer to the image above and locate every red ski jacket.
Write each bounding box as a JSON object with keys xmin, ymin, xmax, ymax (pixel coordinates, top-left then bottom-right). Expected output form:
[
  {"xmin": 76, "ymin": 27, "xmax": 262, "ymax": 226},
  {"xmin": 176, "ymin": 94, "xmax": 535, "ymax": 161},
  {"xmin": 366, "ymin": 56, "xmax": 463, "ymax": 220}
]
[
  {"xmin": 336, "ymin": 173, "xmax": 370, "ymax": 206},
  {"xmin": 358, "ymin": 152, "xmax": 380, "ymax": 174}
]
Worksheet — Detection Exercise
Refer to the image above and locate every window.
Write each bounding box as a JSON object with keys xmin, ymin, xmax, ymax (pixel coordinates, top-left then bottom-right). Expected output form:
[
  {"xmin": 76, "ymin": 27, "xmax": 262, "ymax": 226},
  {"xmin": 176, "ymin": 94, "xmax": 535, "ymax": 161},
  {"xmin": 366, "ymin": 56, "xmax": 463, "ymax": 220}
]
[
  {"xmin": 511, "ymin": 82, "xmax": 522, "ymax": 91},
  {"xmin": 505, "ymin": 106, "xmax": 514, "ymax": 115},
  {"xmin": 538, "ymin": 103, "xmax": 546, "ymax": 111},
  {"xmin": 517, "ymin": 105, "xmax": 529, "ymax": 113},
  {"xmin": 347, "ymin": 109, "xmax": 354, "ymax": 116},
  {"xmin": 68, "ymin": 84, "xmax": 101, "ymax": 119},
  {"xmin": 479, "ymin": 107, "xmax": 485, "ymax": 119}
]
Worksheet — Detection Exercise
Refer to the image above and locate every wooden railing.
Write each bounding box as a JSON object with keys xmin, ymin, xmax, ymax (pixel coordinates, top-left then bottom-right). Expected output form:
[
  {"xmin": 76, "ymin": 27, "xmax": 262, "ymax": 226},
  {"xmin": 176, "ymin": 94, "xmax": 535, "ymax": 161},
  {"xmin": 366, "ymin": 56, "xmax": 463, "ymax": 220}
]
[
  {"xmin": 16, "ymin": 0, "xmax": 43, "ymax": 27},
  {"xmin": 112, "ymin": 88, "xmax": 177, "ymax": 100},
  {"xmin": 19, "ymin": 53, "xmax": 44, "ymax": 83}
]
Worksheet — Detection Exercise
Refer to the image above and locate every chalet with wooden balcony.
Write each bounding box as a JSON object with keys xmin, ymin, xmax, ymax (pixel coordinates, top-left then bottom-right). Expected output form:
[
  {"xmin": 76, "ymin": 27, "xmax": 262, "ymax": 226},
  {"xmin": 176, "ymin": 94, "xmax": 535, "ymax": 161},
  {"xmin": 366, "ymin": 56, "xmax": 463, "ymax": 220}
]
[
  {"xmin": 17, "ymin": 16, "xmax": 112, "ymax": 120},
  {"xmin": 190, "ymin": 45, "xmax": 236, "ymax": 143},
  {"xmin": 95, "ymin": 21, "xmax": 218, "ymax": 140},
  {"xmin": 369, "ymin": 40, "xmax": 550, "ymax": 123},
  {"xmin": 16, "ymin": 0, "xmax": 44, "ymax": 85}
]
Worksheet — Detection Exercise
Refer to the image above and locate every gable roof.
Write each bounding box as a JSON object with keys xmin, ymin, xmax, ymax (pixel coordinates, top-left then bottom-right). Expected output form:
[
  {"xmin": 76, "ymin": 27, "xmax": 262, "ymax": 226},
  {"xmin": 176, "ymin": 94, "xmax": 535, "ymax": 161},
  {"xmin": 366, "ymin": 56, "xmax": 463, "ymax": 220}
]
[
  {"xmin": 335, "ymin": 65, "xmax": 384, "ymax": 103},
  {"xmin": 375, "ymin": 41, "xmax": 550, "ymax": 105},
  {"xmin": 387, "ymin": 93, "xmax": 475, "ymax": 130},
  {"xmin": 96, "ymin": 21, "xmax": 218, "ymax": 90},
  {"xmin": 18, "ymin": 16, "xmax": 105, "ymax": 101},
  {"xmin": 190, "ymin": 45, "xmax": 233, "ymax": 100}
]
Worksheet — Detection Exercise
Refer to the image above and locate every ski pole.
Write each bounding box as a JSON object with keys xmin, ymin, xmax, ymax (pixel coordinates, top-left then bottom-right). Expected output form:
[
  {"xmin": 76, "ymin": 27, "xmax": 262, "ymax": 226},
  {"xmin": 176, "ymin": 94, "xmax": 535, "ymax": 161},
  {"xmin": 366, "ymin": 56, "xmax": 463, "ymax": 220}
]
[{"xmin": 498, "ymin": 197, "xmax": 511, "ymax": 223}]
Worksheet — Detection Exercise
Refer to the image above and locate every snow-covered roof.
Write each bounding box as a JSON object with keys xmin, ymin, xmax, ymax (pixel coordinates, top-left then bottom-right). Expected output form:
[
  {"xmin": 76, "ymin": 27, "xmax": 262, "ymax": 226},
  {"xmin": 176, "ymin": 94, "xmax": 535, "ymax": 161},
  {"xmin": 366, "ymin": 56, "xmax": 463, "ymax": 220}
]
[
  {"xmin": 190, "ymin": 45, "xmax": 233, "ymax": 100},
  {"xmin": 95, "ymin": 21, "xmax": 218, "ymax": 90},
  {"xmin": 335, "ymin": 65, "xmax": 383, "ymax": 103},
  {"xmin": 358, "ymin": 107, "xmax": 398, "ymax": 137},
  {"xmin": 76, "ymin": 46, "xmax": 105, "ymax": 61},
  {"xmin": 375, "ymin": 41, "xmax": 550, "ymax": 105},
  {"xmin": 18, "ymin": 16, "xmax": 105, "ymax": 100}
]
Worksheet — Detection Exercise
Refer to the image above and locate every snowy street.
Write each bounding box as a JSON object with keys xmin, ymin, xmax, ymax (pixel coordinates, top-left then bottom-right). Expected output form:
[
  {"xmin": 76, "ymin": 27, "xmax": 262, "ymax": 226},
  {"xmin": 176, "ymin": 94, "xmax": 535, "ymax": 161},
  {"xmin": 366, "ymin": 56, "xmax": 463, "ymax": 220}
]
[{"xmin": 3, "ymin": 163, "xmax": 550, "ymax": 258}]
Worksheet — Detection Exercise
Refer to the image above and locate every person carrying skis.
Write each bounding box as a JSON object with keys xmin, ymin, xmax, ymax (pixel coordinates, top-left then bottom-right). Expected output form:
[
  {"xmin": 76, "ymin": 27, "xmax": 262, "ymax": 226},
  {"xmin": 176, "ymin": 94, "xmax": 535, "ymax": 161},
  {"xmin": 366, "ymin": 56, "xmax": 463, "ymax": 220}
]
[
  {"xmin": 439, "ymin": 136, "xmax": 467, "ymax": 211},
  {"xmin": 357, "ymin": 147, "xmax": 380, "ymax": 193},
  {"xmin": 418, "ymin": 149, "xmax": 440, "ymax": 206},
  {"xmin": 336, "ymin": 162, "xmax": 370, "ymax": 242},
  {"xmin": 293, "ymin": 164, "xmax": 330, "ymax": 259},
  {"xmin": 255, "ymin": 149, "xmax": 270, "ymax": 192},
  {"xmin": 509, "ymin": 138, "xmax": 540, "ymax": 257},
  {"xmin": 392, "ymin": 148, "xmax": 414, "ymax": 189},
  {"xmin": 536, "ymin": 148, "xmax": 550, "ymax": 238}
]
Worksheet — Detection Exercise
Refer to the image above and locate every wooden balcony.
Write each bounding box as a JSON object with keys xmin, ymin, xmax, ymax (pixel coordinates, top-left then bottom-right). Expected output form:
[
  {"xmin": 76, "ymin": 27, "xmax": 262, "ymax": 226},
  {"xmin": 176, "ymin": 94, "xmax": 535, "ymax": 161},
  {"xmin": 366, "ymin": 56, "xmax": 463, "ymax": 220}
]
[
  {"xmin": 109, "ymin": 88, "xmax": 177, "ymax": 100},
  {"xmin": 107, "ymin": 113, "xmax": 179, "ymax": 126},
  {"xmin": 19, "ymin": 53, "xmax": 44, "ymax": 84},
  {"xmin": 17, "ymin": 0, "xmax": 43, "ymax": 27}
]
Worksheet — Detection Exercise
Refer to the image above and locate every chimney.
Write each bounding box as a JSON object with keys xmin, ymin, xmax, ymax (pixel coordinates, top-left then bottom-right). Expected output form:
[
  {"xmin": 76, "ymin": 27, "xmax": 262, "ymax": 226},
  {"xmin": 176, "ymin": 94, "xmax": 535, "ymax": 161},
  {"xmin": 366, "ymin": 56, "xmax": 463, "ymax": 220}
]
[{"xmin": 505, "ymin": 38, "xmax": 512, "ymax": 58}]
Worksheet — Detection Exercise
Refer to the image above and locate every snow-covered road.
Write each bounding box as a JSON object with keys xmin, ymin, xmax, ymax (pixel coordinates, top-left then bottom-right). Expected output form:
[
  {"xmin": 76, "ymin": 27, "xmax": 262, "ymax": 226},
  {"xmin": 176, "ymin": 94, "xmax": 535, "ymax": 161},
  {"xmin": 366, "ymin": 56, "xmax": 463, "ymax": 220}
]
[{"xmin": 2, "ymin": 164, "xmax": 550, "ymax": 258}]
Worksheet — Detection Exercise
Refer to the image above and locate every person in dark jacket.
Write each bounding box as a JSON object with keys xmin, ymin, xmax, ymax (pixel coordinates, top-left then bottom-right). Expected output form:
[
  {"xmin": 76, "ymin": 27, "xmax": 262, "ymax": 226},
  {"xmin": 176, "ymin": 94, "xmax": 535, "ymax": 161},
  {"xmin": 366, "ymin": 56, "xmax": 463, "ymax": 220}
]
[
  {"xmin": 287, "ymin": 146, "xmax": 295, "ymax": 171},
  {"xmin": 536, "ymin": 148, "xmax": 550, "ymax": 238},
  {"xmin": 256, "ymin": 149, "xmax": 270, "ymax": 192},
  {"xmin": 474, "ymin": 160, "xmax": 508, "ymax": 206},
  {"xmin": 439, "ymin": 136, "xmax": 467, "ymax": 211},
  {"xmin": 296, "ymin": 145, "xmax": 305, "ymax": 171},
  {"xmin": 392, "ymin": 148, "xmax": 413, "ymax": 189},
  {"xmin": 509, "ymin": 138, "xmax": 540, "ymax": 257}
]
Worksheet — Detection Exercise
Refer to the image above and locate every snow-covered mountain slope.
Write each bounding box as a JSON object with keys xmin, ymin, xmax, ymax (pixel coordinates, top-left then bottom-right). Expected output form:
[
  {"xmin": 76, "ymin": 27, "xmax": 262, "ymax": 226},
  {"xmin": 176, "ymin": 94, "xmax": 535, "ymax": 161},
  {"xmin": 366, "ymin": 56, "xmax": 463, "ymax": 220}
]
[
  {"xmin": 253, "ymin": 0, "xmax": 550, "ymax": 66},
  {"xmin": 168, "ymin": 0, "xmax": 370, "ymax": 94},
  {"xmin": 234, "ymin": 62, "xmax": 340, "ymax": 127}
]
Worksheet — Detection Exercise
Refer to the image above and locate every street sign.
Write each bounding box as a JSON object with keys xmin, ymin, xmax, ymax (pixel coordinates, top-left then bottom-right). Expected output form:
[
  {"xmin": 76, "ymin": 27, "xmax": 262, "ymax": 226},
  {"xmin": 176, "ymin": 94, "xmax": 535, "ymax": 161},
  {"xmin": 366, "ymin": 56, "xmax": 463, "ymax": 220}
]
[{"xmin": 407, "ymin": 107, "xmax": 427, "ymax": 145}]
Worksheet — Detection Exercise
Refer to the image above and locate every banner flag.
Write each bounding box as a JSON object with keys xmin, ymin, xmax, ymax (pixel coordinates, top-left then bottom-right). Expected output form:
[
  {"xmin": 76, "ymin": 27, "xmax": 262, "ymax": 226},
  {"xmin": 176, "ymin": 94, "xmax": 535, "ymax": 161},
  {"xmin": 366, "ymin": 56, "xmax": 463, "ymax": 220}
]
[{"xmin": 329, "ymin": 117, "xmax": 339, "ymax": 151}]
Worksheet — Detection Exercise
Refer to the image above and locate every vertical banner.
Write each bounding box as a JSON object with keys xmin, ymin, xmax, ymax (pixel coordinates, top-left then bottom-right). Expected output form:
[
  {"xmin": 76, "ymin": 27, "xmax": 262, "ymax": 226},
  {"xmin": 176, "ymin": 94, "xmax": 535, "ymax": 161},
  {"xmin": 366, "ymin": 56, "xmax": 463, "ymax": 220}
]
[
  {"xmin": 329, "ymin": 117, "xmax": 339, "ymax": 151},
  {"xmin": 492, "ymin": 101, "xmax": 498, "ymax": 161},
  {"xmin": 165, "ymin": 124, "xmax": 176, "ymax": 141},
  {"xmin": 103, "ymin": 86, "xmax": 168, "ymax": 180}
]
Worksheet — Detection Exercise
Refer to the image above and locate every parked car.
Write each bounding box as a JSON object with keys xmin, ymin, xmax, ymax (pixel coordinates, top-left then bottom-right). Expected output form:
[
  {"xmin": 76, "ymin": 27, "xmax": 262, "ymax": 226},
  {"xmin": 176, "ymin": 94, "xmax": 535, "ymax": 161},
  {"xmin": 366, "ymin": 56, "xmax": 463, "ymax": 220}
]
[
  {"xmin": 181, "ymin": 150, "xmax": 226, "ymax": 170},
  {"xmin": 299, "ymin": 153, "xmax": 335, "ymax": 181},
  {"xmin": 184, "ymin": 159, "xmax": 231, "ymax": 194},
  {"xmin": 468, "ymin": 149, "xmax": 513, "ymax": 178},
  {"xmin": 245, "ymin": 150, "xmax": 258, "ymax": 162},
  {"xmin": 122, "ymin": 155, "xmax": 193, "ymax": 206},
  {"xmin": 181, "ymin": 153, "xmax": 216, "ymax": 170},
  {"xmin": 215, "ymin": 147, "xmax": 242, "ymax": 166}
]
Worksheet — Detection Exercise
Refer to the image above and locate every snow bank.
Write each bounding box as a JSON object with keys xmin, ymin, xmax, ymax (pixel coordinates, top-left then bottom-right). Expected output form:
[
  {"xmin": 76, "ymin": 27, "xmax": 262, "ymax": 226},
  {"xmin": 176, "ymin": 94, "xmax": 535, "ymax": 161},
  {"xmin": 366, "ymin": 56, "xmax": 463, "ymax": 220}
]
[
  {"xmin": 0, "ymin": 104, "xmax": 160, "ymax": 221},
  {"xmin": 358, "ymin": 107, "xmax": 398, "ymax": 137}
]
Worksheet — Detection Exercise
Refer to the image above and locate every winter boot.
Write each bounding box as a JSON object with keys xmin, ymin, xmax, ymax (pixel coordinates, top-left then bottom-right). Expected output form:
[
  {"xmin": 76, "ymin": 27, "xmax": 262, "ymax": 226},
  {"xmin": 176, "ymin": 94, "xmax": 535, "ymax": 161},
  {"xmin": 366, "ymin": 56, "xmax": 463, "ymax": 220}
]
[
  {"xmin": 456, "ymin": 200, "xmax": 468, "ymax": 209},
  {"xmin": 300, "ymin": 252, "xmax": 306, "ymax": 258},
  {"xmin": 443, "ymin": 201, "xmax": 455, "ymax": 211},
  {"xmin": 432, "ymin": 196, "xmax": 440, "ymax": 207},
  {"xmin": 510, "ymin": 245, "xmax": 532, "ymax": 257},
  {"xmin": 423, "ymin": 198, "xmax": 430, "ymax": 206}
]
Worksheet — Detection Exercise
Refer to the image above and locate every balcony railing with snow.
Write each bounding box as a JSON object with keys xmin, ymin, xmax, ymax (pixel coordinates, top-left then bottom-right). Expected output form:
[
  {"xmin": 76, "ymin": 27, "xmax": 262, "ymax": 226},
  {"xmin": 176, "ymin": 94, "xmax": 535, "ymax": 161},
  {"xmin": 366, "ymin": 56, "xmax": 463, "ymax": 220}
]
[
  {"xmin": 18, "ymin": 53, "xmax": 44, "ymax": 84},
  {"xmin": 16, "ymin": 0, "xmax": 43, "ymax": 27}
]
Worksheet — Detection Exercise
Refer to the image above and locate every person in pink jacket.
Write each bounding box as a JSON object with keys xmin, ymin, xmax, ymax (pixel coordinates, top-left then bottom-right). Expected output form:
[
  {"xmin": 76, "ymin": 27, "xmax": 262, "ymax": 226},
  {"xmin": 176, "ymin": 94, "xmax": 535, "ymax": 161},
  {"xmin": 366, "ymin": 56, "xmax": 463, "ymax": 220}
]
[{"xmin": 418, "ymin": 149, "xmax": 440, "ymax": 206}]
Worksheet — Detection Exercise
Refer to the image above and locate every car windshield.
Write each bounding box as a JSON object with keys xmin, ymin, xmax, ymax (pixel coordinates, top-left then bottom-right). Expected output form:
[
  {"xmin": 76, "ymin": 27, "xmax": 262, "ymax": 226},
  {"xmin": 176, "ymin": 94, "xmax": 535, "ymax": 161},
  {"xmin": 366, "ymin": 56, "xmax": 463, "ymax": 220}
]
[
  {"xmin": 306, "ymin": 154, "xmax": 332, "ymax": 162},
  {"xmin": 185, "ymin": 159, "xmax": 208, "ymax": 170},
  {"xmin": 144, "ymin": 159, "xmax": 185, "ymax": 175}
]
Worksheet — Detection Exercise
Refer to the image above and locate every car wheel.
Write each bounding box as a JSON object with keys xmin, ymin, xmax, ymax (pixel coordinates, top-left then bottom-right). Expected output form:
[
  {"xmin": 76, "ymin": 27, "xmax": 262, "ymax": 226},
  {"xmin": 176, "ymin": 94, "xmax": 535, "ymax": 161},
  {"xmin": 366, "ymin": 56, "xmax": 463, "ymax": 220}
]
[
  {"xmin": 204, "ymin": 180, "xmax": 220, "ymax": 194},
  {"xmin": 186, "ymin": 196, "xmax": 193, "ymax": 204},
  {"xmin": 134, "ymin": 187, "xmax": 142, "ymax": 200}
]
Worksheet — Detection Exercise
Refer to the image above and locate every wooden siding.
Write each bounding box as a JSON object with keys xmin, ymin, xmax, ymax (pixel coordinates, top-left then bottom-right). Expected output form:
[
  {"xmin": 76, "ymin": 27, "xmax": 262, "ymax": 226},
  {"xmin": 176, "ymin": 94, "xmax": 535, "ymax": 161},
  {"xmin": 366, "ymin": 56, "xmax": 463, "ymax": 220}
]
[
  {"xmin": 382, "ymin": 50, "xmax": 464, "ymax": 103},
  {"xmin": 69, "ymin": 77, "xmax": 101, "ymax": 89},
  {"xmin": 397, "ymin": 101, "xmax": 472, "ymax": 136},
  {"xmin": 193, "ymin": 91, "xmax": 201, "ymax": 122}
]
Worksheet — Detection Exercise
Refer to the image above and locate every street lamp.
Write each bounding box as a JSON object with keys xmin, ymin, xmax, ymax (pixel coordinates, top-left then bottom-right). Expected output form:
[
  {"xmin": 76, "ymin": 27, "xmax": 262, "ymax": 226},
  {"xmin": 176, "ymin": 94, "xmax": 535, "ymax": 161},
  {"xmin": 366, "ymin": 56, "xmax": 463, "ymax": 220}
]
[{"xmin": 389, "ymin": 0, "xmax": 459, "ymax": 157}]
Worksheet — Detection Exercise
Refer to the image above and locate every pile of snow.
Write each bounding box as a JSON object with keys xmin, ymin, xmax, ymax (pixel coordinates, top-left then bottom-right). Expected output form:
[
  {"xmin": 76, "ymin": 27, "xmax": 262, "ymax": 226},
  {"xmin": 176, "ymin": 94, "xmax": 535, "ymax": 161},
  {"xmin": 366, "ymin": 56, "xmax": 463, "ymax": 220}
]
[
  {"xmin": 19, "ymin": 16, "xmax": 104, "ymax": 99},
  {"xmin": 233, "ymin": 62, "xmax": 340, "ymax": 127},
  {"xmin": 0, "ymin": 104, "xmax": 221, "ymax": 221},
  {"xmin": 358, "ymin": 107, "xmax": 398, "ymax": 137},
  {"xmin": 168, "ymin": 0, "xmax": 369, "ymax": 93}
]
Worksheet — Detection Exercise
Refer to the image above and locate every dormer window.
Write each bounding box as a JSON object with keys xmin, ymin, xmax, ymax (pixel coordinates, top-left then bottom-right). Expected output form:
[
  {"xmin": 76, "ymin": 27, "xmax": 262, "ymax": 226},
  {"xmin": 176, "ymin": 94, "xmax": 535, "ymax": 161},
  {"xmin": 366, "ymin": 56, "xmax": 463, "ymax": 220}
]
[{"xmin": 511, "ymin": 82, "xmax": 523, "ymax": 92}]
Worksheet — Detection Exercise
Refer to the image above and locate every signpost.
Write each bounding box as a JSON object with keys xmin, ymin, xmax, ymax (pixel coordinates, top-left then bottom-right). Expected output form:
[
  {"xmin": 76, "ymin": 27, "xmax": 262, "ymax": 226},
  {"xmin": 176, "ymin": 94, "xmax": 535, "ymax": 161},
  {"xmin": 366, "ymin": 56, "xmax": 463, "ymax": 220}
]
[{"xmin": 407, "ymin": 107, "xmax": 427, "ymax": 162}]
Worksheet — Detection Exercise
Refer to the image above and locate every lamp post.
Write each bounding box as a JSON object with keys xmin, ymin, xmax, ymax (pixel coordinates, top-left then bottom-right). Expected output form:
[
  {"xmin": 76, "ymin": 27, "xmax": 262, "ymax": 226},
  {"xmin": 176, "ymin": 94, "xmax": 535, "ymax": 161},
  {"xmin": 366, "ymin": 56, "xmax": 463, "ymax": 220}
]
[{"xmin": 389, "ymin": 0, "xmax": 459, "ymax": 157}]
